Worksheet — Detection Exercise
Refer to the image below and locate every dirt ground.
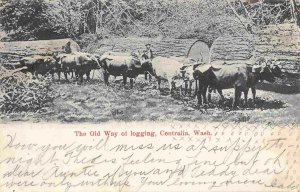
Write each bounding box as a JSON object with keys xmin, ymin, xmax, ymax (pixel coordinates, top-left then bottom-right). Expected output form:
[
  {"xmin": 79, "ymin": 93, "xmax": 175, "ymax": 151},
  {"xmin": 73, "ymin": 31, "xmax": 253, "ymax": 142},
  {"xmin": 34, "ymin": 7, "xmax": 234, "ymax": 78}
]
[{"xmin": 1, "ymin": 71, "xmax": 299, "ymax": 125}]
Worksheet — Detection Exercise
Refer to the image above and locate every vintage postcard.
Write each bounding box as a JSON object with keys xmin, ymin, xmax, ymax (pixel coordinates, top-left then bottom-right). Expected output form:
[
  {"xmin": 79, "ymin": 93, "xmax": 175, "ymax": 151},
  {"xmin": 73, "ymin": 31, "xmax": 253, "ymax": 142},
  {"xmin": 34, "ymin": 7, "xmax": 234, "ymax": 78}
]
[{"xmin": 0, "ymin": 0, "xmax": 299, "ymax": 191}]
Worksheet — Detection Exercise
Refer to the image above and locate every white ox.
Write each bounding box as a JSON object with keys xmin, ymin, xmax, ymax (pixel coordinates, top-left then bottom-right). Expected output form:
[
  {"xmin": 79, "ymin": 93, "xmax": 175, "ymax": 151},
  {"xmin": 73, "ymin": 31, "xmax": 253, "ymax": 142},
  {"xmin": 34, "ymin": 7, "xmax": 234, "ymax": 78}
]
[{"xmin": 146, "ymin": 56, "xmax": 186, "ymax": 94}]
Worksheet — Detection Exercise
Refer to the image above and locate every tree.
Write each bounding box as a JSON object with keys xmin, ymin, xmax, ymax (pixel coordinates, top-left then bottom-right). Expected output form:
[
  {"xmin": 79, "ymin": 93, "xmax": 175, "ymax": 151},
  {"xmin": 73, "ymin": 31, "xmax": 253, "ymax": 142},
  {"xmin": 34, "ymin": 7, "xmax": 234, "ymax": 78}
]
[{"xmin": 0, "ymin": 0, "xmax": 68, "ymax": 40}]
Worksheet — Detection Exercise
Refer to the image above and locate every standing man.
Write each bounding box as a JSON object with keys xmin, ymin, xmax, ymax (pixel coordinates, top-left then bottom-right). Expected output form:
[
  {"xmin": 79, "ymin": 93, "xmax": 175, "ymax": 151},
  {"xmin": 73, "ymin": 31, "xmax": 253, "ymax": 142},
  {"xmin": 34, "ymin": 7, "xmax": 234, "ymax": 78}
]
[
  {"xmin": 144, "ymin": 43, "xmax": 154, "ymax": 60},
  {"xmin": 63, "ymin": 41, "xmax": 72, "ymax": 54},
  {"xmin": 143, "ymin": 43, "xmax": 154, "ymax": 80}
]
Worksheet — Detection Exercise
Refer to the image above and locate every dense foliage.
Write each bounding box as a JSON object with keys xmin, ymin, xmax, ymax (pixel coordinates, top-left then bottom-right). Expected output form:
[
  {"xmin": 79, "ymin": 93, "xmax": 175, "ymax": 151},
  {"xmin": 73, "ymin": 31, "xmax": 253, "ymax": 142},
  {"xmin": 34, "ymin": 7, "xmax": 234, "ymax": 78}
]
[
  {"xmin": 0, "ymin": 0, "xmax": 68, "ymax": 40},
  {"xmin": 0, "ymin": 0, "xmax": 298, "ymax": 41},
  {"xmin": 0, "ymin": 0, "xmax": 246, "ymax": 41}
]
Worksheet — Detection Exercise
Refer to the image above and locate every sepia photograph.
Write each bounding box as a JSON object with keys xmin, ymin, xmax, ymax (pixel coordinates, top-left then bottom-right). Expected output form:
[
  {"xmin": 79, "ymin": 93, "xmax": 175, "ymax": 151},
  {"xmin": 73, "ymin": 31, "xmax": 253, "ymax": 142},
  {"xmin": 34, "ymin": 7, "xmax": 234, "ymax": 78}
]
[
  {"xmin": 0, "ymin": 0, "xmax": 299, "ymax": 124},
  {"xmin": 0, "ymin": 0, "xmax": 299, "ymax": 191}
]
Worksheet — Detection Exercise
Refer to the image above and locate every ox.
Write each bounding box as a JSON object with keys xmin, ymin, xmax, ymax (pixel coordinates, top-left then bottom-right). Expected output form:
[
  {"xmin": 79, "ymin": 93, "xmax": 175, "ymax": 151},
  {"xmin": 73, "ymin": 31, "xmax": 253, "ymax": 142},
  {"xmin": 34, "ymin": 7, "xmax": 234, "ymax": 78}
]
[
  {"xmin": 206, "ymin": 64, "xmax": 282, "ymax": 105},
  {"xmin": 54, "ymin": 52, "xmax": 100, "ymax": 83},
  {"xmin": 98, "ymin": 52, "xmax": 147, "ymax": 88},
  {"xmin": 180, "ymin": 62, "xmax": 202, "ymax": 96},
  {"xmin": 194, "ymin": 64, "xmax": 276, "ymax": 108},
  {"xmin": 270, "ymin": 64, "xmax": 283, "ymax": 78},
  {"xmin": 143, "ymin": 56, "xmax": 185, "ymax": 94},
  {"xmin": 20, "ymin": 55, "xmax": 58, "ymax": 78},
  {"xmin": 72, "ymin": 52, "xmax": 100, "ymax": 83},
  {"xmin": 244, "ymin": 64, "xmax": 282, "ymax": 104}
]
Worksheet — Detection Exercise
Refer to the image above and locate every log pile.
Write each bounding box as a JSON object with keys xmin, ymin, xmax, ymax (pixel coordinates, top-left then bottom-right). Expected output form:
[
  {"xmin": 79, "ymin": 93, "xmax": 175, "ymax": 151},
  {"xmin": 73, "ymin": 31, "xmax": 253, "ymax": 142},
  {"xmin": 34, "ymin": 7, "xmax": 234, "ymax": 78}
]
[
  {"xmin": 0, "ymin": 66, "xmax": 55, "ymax": 113},
  {"xmin": 254, "ymin": 23, "xmax": 300, "ymax": 74},
  {"xmin": 211, "ymin": 35, "xmax": 254, "ymax": 61},
  {"xmin": 0, "ymin": 38, "xmax": 81, "ymax": 68},
  {"xmin": 85, "ymin": 36, "xmax": 253, "ymax": 61},
  {"xmin": 85, "ymin": 37, "xmax": 198, "ymax": 58}
]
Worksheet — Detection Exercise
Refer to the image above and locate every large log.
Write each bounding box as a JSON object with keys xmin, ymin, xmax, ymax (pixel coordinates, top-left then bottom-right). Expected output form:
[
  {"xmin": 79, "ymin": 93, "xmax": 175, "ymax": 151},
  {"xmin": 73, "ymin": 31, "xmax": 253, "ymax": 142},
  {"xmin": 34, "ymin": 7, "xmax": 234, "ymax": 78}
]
[{"xmin": 0, "ymin": 38, "xmax": 80, "ymax": 68}]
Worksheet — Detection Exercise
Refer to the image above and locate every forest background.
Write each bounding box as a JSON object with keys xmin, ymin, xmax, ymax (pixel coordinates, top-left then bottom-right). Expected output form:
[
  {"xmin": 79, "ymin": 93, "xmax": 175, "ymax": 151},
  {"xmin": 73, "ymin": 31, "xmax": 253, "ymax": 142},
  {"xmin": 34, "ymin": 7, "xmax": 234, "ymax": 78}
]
[{"xmin": 0, "ymin": 0, "xmax": 299, "ymax": 42}]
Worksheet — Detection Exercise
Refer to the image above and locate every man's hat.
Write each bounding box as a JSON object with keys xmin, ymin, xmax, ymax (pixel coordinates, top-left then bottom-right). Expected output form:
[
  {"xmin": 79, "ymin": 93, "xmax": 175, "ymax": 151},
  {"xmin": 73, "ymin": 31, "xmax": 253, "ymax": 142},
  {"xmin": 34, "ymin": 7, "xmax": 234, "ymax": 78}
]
[{"xmin": 145, "ymin": 43, "xmax": 151, "ymax": 46}]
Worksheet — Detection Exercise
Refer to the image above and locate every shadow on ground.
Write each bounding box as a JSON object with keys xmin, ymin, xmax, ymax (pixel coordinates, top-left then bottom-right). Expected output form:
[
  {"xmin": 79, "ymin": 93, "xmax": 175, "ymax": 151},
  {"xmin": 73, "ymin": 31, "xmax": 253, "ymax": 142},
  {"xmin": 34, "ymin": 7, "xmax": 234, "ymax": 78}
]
[{"xmin": 170, "ymin": 87, "xmax": 286, "ymax": 111}]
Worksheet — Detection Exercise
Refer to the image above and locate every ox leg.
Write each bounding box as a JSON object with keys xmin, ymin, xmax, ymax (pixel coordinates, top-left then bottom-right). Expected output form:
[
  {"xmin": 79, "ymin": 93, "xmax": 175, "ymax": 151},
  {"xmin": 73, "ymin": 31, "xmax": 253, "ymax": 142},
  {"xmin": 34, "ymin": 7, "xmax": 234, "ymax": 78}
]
[
  {"xmin": 157, "ymin": 79, "xmax": 161, "ymax": 90},
  {"xmin": 251, "ymin": 87, "xmax": 256, "ymax": 104},
  {"xmin": 144, "ymin": 72, "xmax": 148, "ymax": 80},
  {"xmin": 202, "ymin": 85, "xmax": 208, "ymax": 104},
  {"xmin": 123, "ymin": 75, "xmax": 127, "ymax": 87},
  {"xmin": 244, "ymin": 89, "xmax": 249, "ymax": 107},
  {"xmin": 217, "ymin": 89, "xmax": 225, "ymax": 101},
  {"xmin": 86, "ymin": 71, "xmax": 91, "ymax": 81},
  {"xmin": 74, "ymin": 70, "xmax": 77, "ymax": 81},
  {"xmin": 34, "ymin": 71, "xmax": 38, "ymax": 77},
  {"xmin": 189, "ymin": 81, "xmax": 193, "ymax": 95},
  {"xmin": 92, "ymin": 70, "xmax": 95, "ymax": 79},
  {"xmin": 197, "ymin": 86, "xmax": 203, "ymax": 107},
  {"xmin": 170, "ymin": 81, "xmax": 176, "ymax": 94},
  {"xmin": 169, "ymin": 82, "xmax": 173, "ymax": 94},
  {"xmin": 77, "ymin": 75, "xmax": 83, "ymax": 84},
  {"xmin": 130, "ymin": 79, "xmax": 134, "ymax": 89},
  {"xmin": 233, "ymin": 87, "xmax": 242, "ymax": 109},
  {"xmin": 184, "ymin": 81, "xmax": 188, "ymax": 95},
  {"xmin": 237, "ymin": 91, "xmax": 242, "ymax": 106},
  {"xmin": 207, "ymin": 87, "xmax": 213, "ymax": 103},
  {"xmin": 64, "ymin": 72, "xmax": 69, "ymax": 82},
  {"xmin": 75, "ymin": 69, "xmax": 83, "ymax": 84},
  {"xmin": 57, "ymin": 71, "xmax": 61, "ymax": 81},
  {"xmin": 104, "ymin": 72, "xmax": 109, "ymax": 86},
  {"xmin": 233, "ymin": 89, "xmax": 238, "ymax": 109},
  {"xmin": 79, "ymin": 73, "xmax": 84, "ymax": 84},
  {"xmin": 217, "ymin": 89, "xmax": 225, "ymax": 107},
  {"xmin": 194, "ymin": 80, "xmax": 198, "ymax": 98},
  {"xmin": 75, "ymin": 71, "xmax": 79, "ymax": 81}
]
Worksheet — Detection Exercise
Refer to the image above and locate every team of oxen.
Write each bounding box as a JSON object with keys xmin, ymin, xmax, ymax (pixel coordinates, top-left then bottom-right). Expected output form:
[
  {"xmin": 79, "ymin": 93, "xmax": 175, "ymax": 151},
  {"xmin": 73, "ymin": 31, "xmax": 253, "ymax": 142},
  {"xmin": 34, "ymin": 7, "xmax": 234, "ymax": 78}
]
[{"xmin": 18, "ymin": 50, "xmax": 283, "ymax": 109}]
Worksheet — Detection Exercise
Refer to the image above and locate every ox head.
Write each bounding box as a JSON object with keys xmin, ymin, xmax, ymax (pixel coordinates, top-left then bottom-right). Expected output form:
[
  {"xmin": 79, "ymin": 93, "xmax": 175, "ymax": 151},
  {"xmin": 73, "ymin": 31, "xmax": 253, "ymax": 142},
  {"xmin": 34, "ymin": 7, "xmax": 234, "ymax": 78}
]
[
  {"xmin": 44, "ymin": 56, "xmax": 56, "ymax": 64},
  {"xmin": 271, "ymin": 65, "xmax": 283, "ymax": 78},
  {"xmin": 52, "ymin": 52, "xmax": 66, "ymax": 65},
  {"xmin": 19, "ymin": 57, "xmax": 32, "ymax": 73},
  {"xmin": 87, "ymin": 54, "xmax": 102, "ymax": 69},
  {"xmin": 180, "ymin": 65, "xmax": 194, "ymax": 81},
  {"xmin": 193, "ymin": 69, "xmax": 203, "ymax": 81},
  {"xmin": 52, "ymin": 52, "xmax": 61, "ymax": 61},
  {"xmin": 41, "ymin": 56, "xmax": 57, "ymax": 71},
  {"xmin": 260, "ymin": 65, "xmax": 275, "ymax": 83},
  {"xmin": 140, "ymin": 53, "xmax": 155, "ymax": 76}
]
